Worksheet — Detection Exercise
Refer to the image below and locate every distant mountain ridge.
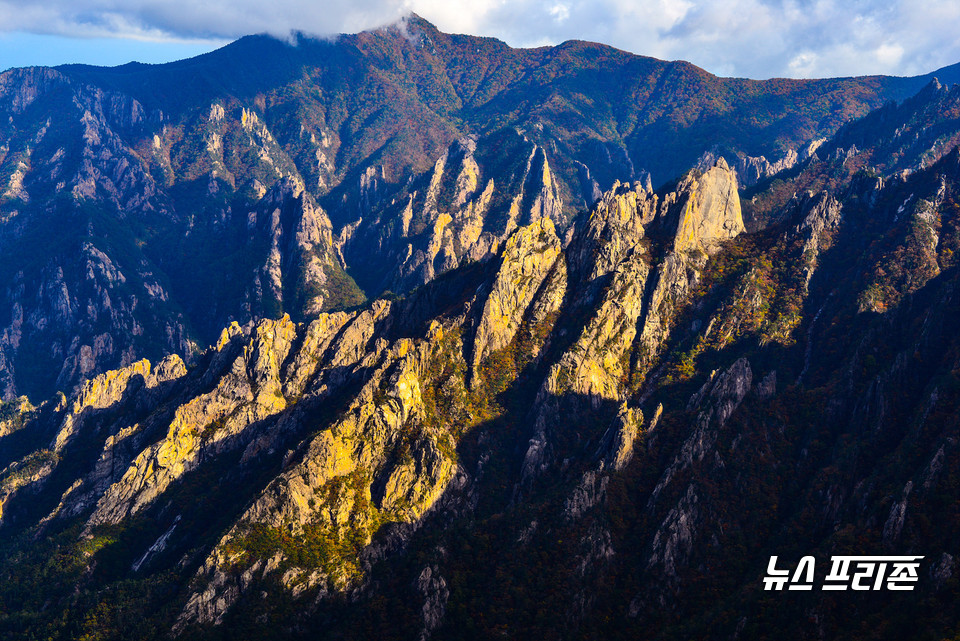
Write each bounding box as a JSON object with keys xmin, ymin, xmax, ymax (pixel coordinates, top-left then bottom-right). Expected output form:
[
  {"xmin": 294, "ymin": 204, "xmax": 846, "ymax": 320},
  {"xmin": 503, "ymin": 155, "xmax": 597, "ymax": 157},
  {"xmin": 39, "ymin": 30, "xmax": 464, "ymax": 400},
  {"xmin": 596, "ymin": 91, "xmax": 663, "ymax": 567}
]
[{"xmin": 52, "ymin": 16, "xmax": 960, "ymax": 196}]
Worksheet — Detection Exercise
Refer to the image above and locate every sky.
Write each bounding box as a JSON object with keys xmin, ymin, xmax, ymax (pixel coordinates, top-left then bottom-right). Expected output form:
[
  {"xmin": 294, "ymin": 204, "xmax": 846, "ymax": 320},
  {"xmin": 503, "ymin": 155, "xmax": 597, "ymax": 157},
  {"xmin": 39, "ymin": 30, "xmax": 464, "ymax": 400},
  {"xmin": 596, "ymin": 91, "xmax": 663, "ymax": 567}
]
[{"xmin": 0, "ymin": 0, "xmax": 959, "ymax": 79}]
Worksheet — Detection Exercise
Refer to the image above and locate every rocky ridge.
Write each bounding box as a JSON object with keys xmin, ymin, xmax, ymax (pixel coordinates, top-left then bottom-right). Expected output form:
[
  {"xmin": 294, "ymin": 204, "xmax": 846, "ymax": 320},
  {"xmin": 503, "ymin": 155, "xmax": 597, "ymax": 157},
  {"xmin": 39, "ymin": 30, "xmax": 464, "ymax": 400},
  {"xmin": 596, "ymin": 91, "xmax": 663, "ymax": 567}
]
[
  {"xmin": 0, "ymin": 16, "xmax": 948, "ymax": 401},
  {"xmin": 0, "ymin": 156, "xmax": 749, "ymax": 633}
]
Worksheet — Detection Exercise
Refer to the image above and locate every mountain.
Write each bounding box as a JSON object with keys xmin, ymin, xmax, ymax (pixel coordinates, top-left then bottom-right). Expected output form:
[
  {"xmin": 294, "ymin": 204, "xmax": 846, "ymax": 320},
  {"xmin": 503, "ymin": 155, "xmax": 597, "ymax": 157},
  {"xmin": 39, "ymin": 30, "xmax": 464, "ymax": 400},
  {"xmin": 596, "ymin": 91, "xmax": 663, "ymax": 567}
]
[
  {"xmin": 0, "ymin": 15, "xmax": 950, "ymax": 402},
  {"xmin": 3, "ymin": 16, "xmax": 960, "ymax": 641}
]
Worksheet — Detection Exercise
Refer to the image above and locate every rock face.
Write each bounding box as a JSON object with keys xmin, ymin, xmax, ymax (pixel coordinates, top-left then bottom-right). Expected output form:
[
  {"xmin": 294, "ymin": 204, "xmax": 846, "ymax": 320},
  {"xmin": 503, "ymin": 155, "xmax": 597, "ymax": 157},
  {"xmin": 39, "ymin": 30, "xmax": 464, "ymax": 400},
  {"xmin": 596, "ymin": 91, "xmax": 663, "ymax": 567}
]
[
  {"xmin": 0, "ymin": 396, "xmax": 31, "ymax": 438},
  {"xmin": 341, "ymin": 134, "xmax": 564, "ymax": 297},
  {"xmin": 86, "ymin": 317, "xmax": 298, "ymax": 526},
  {"xmin": 5, "ymin": 117, "xmax": 960, "ymax": 639},
  {"xmin": 471, "ymin": 216, "xmax": 562, "ymax": 377},
  {"xmin": 732, "ymin": 139, "xmax": 826, "ymax": 187},
  {"xmin": 517, "ymin": 160, "xmax": 745, "ymax": 490},
  {"xmin": 175, "ymin": 323, "xmax": 459, "ymax": 627},
  {"xmin": 415, "ymin": 565, "xmax": 450, "ymax": 641},
  {"xmin": 668, "ymin": 159, "xmax": 744, "ymax": 253},
  {"xmin": 796, "ymin": 191, "xmax": 843, "ymax": 289},
  {"xmin": 0, "ymin": 78, "xmax": 362, "ymax": 401}
]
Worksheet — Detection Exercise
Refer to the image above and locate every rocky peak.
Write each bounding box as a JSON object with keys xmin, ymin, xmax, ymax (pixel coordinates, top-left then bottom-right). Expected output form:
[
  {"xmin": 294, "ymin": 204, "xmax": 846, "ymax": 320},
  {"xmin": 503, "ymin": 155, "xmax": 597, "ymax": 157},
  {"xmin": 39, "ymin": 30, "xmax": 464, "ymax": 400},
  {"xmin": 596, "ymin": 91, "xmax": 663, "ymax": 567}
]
[
  {"xmin": 567, "ymin": 180, "xmax": 655, "ymax": 288},
  {"xmin": 471, "ymin": 217, "xmax": 563, "ymax": 378},
  {"xmin": 668, "ymin": 159, "xmax": 744, "ymax": 253},
  {"xmin": 341, "ymin": 131, "xmax": 564, "ymax": 297},
  {"xmin": 735, "ymin": 148, "xmax": 801, "ymax": 187},
  {"xmin": 5, "ymin": 24, "xmax": 960, "ymax": 641},
  {"xmin": 0, "ymin": 67, "xmax": 66, "ymax": 114},
  {"xmin": 796, "ymin": 190, "xmax": 843, "ymax": 288},
  {"xmin": 247, "ymin": 177, "xmax": 360, "ymax": 318},
  {"xmin": 260, "ymin": 175, "xmax": 306, "ymax": 208}
]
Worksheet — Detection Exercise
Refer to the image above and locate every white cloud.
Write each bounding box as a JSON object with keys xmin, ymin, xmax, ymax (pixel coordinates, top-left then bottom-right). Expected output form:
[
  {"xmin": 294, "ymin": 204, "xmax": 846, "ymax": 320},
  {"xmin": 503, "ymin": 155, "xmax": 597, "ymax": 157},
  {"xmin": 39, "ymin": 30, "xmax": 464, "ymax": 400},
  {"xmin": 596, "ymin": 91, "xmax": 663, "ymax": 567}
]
[
  {"xmin": 0, "ymin": 0, "xmax": 958, "ymax": 79},
  {"xmin": 548, "ymin": 4, "xmax": 570, "ymax": 23},
  {"xmin": 788, "ymin": 51, "xmax": 818, "ymax": 77}
]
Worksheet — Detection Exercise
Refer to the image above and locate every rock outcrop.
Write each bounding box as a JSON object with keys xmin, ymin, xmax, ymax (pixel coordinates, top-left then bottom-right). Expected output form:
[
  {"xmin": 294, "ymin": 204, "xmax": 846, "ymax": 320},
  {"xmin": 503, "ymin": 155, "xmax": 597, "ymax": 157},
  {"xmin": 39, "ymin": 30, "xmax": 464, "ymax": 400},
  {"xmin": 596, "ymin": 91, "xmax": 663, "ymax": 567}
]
[
  {"xmin": 668, "ymin": 158, "xmax": 744, "ymax": 254},
  {"xmin": 520, "ymin": 161, "xmax": 744, "ymax": 487},
  {"xmin": 471, "ymin": 216, "xmax": 563, "ymax": 378},
  {"xmin": 341, "ymin": 133, "xmax": 564, "ymax": 297}
]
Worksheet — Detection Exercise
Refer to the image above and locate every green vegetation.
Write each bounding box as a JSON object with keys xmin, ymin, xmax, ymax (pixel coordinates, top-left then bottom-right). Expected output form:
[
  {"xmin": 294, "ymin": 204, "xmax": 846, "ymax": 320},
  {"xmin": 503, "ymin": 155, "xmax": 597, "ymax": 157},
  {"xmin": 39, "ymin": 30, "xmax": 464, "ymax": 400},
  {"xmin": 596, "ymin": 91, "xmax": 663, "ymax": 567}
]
[
  {"xmin": 656, "ymin": 229, "xmax": 808, "ymax": 388},
  {"xmin": 318, "ymin": 262, "xmax": 366, "ymax": 312},
  {"xmin": 0, "ymin": 398, "xmax": 32, "ymax": 438},
  {"xmin": 0, "ymin": 521, "xmax": 176, "ymax": 641},
  {"xmin": 223, "ymin": 471, "xmax": 380, "ymax": 584},
  {"xmin": 0, "ymin": 449, "xmax": 58, "ymax": 488}
]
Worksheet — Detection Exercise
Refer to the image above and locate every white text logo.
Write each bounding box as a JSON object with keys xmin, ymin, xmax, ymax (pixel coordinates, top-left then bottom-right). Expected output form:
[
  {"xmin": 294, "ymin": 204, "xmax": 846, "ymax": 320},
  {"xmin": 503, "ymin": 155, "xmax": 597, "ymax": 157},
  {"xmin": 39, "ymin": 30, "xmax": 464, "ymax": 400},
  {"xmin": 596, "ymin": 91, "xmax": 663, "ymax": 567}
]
[{"xmin": 763, "ymin": 555, "xmax": 924, "ymax": 591}]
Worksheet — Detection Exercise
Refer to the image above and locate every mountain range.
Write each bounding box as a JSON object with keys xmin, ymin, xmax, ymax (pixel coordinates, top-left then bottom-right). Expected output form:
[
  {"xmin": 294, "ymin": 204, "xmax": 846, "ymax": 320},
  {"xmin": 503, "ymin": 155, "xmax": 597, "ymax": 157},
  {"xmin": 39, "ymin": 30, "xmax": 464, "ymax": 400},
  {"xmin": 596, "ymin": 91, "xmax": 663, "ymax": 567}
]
[{"xmin": 2, "ymin": 15, "xmax": 960, "ymax": 641}]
